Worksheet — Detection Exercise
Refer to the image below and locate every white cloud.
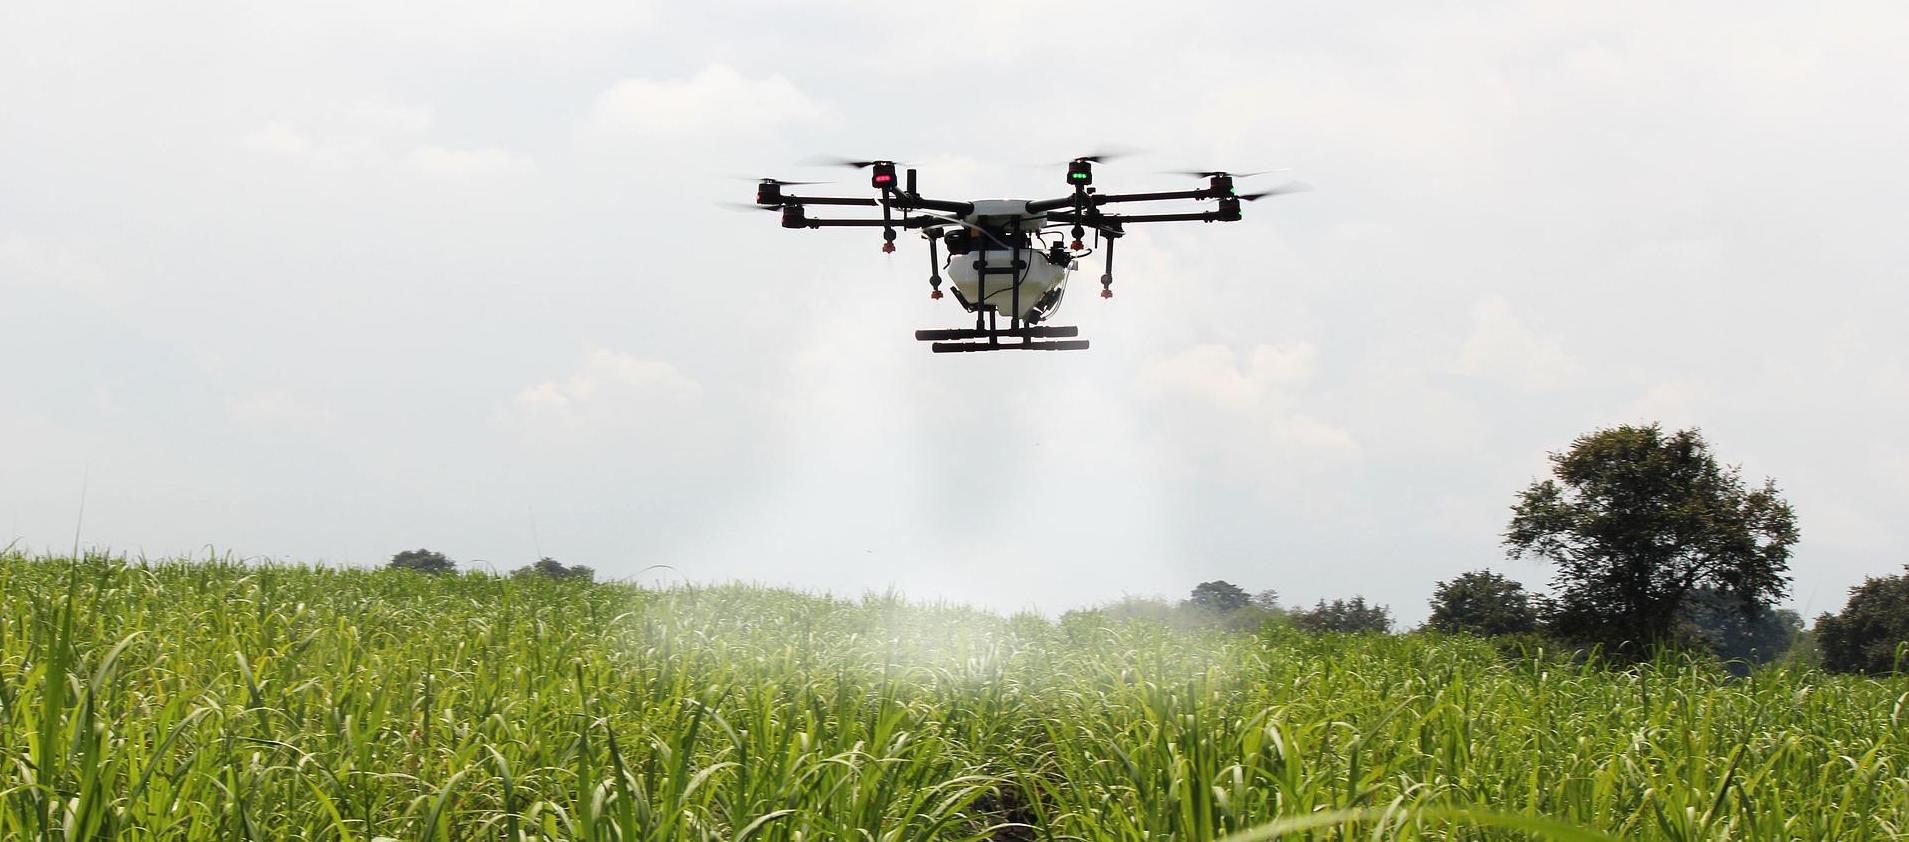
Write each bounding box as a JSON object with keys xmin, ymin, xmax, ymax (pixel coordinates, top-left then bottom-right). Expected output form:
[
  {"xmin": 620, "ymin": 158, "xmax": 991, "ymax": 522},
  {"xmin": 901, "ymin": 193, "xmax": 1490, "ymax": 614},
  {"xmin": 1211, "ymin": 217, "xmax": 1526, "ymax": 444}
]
[
  {"xmin": 346, "ymin": 99, "xmax": 433, "ymax": 137},
  {"xmin": 407, "ymin": 145, "xmax": 534, "ymax": 180},
  {"xmin": 1280, "ymin": 415, "xmax": 1362, "ymax": 455},
  {"xmin": 1626, "ymin": 379, "xmax": 1707, "ymax": 430},
  {"xmin": 1456, "ymin": 295, "xmax": 1579, "ymax": 389},
  {"xmin": 0, "ymin": 232, "xmax": 126, "ymax": 306},
  {"xmin": 1137, "ymin": 342, "xmax": 1318, "ymax": 409},
  {"xmin": 1135, "ymin": 342, "xmax": 1358, "ymax": 464},
  {"xmin": 242, "ymin": 99, "xmax": 529, "ymax": 179},
  {"xmin": 249, "ymin": 4, "xmax": 652, "ymax": 58},
  {"xmin": 0, "ymin": 232, "xmax": 104, "ymax": 289},
  {"xmin": 585, "ymin": 64, "xmax": 823, "ymax": 138},
  {"xmin": 509, "ymin": 349, "xmax": 702, "ymax": 442},
  {"xmin": 242, "ymin": 122, "xmax": 391, "ymax": 170},
  {"xmin": 241, "ymin": 122, "xmax": 315, "ymax": 159},
  {"xmin": 227, "ymin": 390, "xmax": 332, "ymax": 433}
]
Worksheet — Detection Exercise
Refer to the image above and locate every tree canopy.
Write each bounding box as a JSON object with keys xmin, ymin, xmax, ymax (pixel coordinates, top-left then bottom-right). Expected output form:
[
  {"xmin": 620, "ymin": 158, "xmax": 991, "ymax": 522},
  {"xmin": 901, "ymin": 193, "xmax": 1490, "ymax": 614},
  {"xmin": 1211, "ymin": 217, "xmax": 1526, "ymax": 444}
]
[
  {"xmin": 515, "ymin": 557, "xmax": 596, "ymax": 582},
  {"xmin": 1676, "ymin": 585, "xmax": 1802, "ymax": 665},
  {"xmin": 1426, "ymin": 569, "xmax": 1539, "ymax": 636},
  {"xmin": 1505, "ymin": 424, "xmax": 1796, "ymax": 651},
  {"xmin": 1187, "ymin": 580, "xmax": 1250, "ymax": 612},
  {"xmin": 388, "ymin": 548, "xmax": 455, "ymax": 575},
  {"xmin": 1814, "ymin": 565, "xmax": 1909, "ymax": 674},
  {"xmin": 1292, "ymin": 597, "xmax": 1391, "ymax": 634}
]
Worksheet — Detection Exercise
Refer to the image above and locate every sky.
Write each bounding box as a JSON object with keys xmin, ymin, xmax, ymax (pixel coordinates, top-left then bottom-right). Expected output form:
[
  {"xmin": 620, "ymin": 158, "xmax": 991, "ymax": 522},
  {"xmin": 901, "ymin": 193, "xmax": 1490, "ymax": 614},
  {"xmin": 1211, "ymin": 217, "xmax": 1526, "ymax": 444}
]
[{"xmin": 4, "ymin": 2, "xmax": 1907, "ymax": 622}]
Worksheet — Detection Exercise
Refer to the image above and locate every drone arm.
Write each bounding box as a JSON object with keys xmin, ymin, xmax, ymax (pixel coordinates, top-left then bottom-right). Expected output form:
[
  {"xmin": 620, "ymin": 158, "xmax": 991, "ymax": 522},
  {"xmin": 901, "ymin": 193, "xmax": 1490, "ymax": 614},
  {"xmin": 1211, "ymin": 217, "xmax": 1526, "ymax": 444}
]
[
  {"xmin": 1088, "ymin": 187, "xmax": 1225, "ymax": 205},
  {"xmin": 1024, "ymin": 194, "xmax": 1084, "ymax": 213},
  {"xmin": 1049, "ymin": 201, "xmax": 1241, "ymax": 226},
  {"xmin": 778, "ymin": 194, "xmax": 882, "ymax": 208},
  {"xmin": 791, "ymin": 214, "xmax": 952, "ymax": 229},
  {"xmin": 1026, "ymin": 186, "xmax": 1223, "ymax": 214},
  {"xmin": 894, "ymin": 197, "xmax": 975, "ymax": 215}
]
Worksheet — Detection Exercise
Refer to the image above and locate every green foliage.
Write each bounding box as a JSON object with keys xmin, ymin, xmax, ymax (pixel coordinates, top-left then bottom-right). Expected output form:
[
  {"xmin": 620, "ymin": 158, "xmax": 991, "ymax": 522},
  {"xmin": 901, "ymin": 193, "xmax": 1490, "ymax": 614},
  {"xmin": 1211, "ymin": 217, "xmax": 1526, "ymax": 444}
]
[
  {"xmin": 1814, "ymin": 564, "xmax": 1909, "ymax": 674},
  {"xmin": 1426, "ymin": 569, "xmax": 1539, "ymax": 636},
  {"xmin": 1291, "ymin": 596, "xmax": 1391, "ymax": 634},
  {"xmin": 515, "ymin": 556, "xmax": 596, "ymax": 582},
  {"xmin": 1506, "ymin": 424, "xmax": 1798, "ymax": 652},
  {"xmin": 1, "ymin": 551, "xmax": 1906, "ymax": 840},
  {"xmin": 388, "ymin": 547, "xmax": 456, "ymax": 574},
  {"xmin": 1675, "ymin": 585, "xmax": 1803, "ymax": 667},
  {"xmin": 1188, "ymin": 580, "xmax": 1250, "ymax": 612},
  {"xmin": 1066, "ymin": 595, "xmax": 1285, "ymax": 635}
]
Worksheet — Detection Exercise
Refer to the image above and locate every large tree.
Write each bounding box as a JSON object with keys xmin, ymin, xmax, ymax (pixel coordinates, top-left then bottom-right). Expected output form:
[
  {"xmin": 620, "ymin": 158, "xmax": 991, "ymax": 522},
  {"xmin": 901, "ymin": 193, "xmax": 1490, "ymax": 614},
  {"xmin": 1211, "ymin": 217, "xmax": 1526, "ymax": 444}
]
[
  {"xmin": 1505, "ymin": 424, "xmax": 1797, "ymax": 651},
  {"xmin": 1426, "ymin": 569, "xmax": 1539, "ymax": 636},
  {"xmin": 1814, "ymin": 565, "xmax": 1909, "ymax": 675},
  {"xmin": 388, "ymin": 548, "xmax": 455, "ymax": 575},
  {"xmin": 1187, "ymin": 580, "xmax": 1250, "ymax": 612}
]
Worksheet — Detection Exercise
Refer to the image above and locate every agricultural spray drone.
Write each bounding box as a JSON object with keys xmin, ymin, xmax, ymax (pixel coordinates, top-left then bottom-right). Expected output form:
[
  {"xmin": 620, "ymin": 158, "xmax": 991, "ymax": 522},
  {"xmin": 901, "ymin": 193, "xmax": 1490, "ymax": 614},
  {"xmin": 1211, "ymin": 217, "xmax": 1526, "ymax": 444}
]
[{"xmin": 745, "ymin": 154, "xmax": 1306, "ymax": 353}]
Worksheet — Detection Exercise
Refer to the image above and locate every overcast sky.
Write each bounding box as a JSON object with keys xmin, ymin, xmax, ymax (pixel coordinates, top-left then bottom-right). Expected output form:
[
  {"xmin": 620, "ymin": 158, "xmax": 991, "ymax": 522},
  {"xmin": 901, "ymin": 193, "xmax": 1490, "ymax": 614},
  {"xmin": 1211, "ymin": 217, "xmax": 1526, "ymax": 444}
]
[{"xmin": 4, "ymin": 2, "xmax": 1907, "ymax": 621}]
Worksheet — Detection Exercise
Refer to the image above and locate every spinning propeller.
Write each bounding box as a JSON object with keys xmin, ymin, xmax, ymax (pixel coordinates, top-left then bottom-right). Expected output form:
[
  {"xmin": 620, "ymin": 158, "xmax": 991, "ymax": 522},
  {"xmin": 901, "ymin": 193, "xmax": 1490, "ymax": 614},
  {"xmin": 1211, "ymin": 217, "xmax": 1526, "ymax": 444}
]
[
  {"xmin": 806, "ymin": 156, "xmax": 905, "ymax": 169},
  {"xmin": 1052, "ymin": 146, "xmax": 1141, "ymax": 165},
  {"xmin": 806, "ymin": 156, "xmax": 904, "ymax": 188},
  {"xmin": 1163, "ymin": 168, "xmax": 1310, "ymax": 201},
  {"xmin": 1237, "ymin": 182, "xmax": 1311, "ymax": 201}
]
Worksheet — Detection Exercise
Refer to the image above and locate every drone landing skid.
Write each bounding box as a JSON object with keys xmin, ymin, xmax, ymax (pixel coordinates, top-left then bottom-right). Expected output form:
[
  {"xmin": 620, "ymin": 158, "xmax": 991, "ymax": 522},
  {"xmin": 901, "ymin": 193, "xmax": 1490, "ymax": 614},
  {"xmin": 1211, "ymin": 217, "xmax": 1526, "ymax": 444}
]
[{"xmin": 915, "ymin": 325, "xmax": 1089, "ymax": 353}]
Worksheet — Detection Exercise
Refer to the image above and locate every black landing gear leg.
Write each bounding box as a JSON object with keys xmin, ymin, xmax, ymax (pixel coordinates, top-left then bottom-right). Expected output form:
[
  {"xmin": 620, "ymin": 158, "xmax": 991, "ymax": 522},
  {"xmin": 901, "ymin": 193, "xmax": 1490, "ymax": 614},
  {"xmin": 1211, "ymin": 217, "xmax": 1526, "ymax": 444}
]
[
  {"xmin": 1100, "ymin": 234, "xmax": 1116, "ymax": 298},
  {"xmin": 925, "ymin": 229, "xmax": 943, "ymax": 299}
]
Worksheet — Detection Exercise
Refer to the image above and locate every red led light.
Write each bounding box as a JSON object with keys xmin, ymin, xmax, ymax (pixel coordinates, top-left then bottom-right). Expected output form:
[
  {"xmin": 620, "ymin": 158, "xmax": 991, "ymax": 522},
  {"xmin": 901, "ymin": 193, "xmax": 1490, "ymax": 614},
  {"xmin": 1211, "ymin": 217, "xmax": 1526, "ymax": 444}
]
[{"xmin": 873, "ymin": 174, "xmax": 894, "ymax": 184}]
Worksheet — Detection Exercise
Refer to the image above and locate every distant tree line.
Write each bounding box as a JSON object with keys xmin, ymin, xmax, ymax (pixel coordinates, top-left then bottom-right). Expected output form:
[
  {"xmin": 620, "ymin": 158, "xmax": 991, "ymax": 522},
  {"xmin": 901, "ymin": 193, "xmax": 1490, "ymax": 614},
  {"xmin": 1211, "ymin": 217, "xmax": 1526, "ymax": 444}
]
[
  {"xmin": 1118, "ymin": 580, "xmax": 1395, "ymax": 635},
  {"xmin": 385, "ymin": 550, "xmax": 594, "ymax": 583},
  {"xmin": 1161, "ymin": 424, "xmax": 1905, "ymax": 674},
  {"xmin": 373, "ymin": 425, "xmax": 1907, "ymax": 675}
]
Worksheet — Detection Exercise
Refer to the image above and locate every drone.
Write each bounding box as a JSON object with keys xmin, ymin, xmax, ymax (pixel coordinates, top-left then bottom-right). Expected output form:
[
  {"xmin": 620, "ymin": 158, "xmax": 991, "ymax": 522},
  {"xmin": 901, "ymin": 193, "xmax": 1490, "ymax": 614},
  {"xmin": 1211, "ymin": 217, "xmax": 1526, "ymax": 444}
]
[{"xmin": 747, "ymin": 155, "xmax": 1305, "ymax": 352}]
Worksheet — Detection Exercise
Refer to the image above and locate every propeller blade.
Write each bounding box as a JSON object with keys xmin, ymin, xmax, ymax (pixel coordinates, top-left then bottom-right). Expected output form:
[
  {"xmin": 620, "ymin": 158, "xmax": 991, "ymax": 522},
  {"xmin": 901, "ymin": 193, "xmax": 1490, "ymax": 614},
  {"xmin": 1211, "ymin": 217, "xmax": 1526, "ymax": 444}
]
[
  {"xmin": 725, "ymin": 175, "xmax": 832, "ymax": 185},
  {"xmin": 1166, "ymin": 168, "xmax": 1291, "ymax": 179},
  {"xmin": 1237, "ymin": 181, "xmax": 1313, "ymax": 201},
  {"xmin": 717, "ymin": 202, "xmax": 781, "ymax": 212},
  {"xmin": 804, "ymin": 156, "xmax": 900, "ymax": 169},
  {"xmin": 1052, "ymin": 146, "xmax": 1142, "ymax": 165}
]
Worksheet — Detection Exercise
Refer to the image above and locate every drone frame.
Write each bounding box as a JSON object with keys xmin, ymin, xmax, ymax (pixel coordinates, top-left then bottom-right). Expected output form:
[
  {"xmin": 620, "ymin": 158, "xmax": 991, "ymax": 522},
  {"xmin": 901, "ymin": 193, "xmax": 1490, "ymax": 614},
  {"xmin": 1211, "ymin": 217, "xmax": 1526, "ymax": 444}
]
[{"xmin": 753, "ymin": 158, "xmax": 1271, "ymax": 352}]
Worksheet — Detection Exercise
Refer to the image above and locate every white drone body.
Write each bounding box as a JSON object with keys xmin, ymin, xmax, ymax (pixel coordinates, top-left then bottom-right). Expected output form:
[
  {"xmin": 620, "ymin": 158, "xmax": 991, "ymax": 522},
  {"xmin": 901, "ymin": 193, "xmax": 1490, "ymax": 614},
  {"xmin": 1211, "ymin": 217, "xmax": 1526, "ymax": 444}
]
[{"xmin": 942, "ymin": 200, "xmax": 1072, "ymax": 322}]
